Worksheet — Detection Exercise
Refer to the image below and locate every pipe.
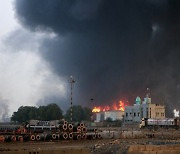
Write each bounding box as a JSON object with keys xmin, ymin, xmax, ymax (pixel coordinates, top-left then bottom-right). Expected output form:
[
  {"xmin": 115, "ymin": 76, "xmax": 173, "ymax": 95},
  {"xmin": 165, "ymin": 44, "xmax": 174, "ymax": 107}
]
[
  {"xmin": 92, "ymin": 134, "xmax": 96, "ymax": 139},
  {"xmin": 63, "ymin": 132, "xmax": 68, "ymax": 140},
  {"xmin": 86, "ymin": 133, "xmax": 96, "ymax": 140},
  {"xmin": 72, "ymin": 133, "xmax": 81, "ymax": 140},
  {"xmin": 69, "ymin": 132, "xmax": 73, "ymax": 139},
  {"xmin": 58, "ymin": 124, "xmax": 64, "ymax": 131},
  {"xmin": 36, "ymin": 134, "xmax": 41, "ymax": 141},
  {"xmin": 62, "ymin": 124, "xmax": 68, "ymax": 131},
  {"xmin": 23, "ymin": 135, "xmax": 29, "ymax": 141},
  {"xmin": 44, "ymin": 134, "xmax": 51, "ymax": 141},
  {"xmin": 18, "ymin": 136, "xmax": 23, "ymax": 142},
  {"xmin": 97, "ymin": 133, "xmax": 102, "ymax": 139},
  {"xmin": 77, "ymin": 134, "xmax": 81, "ymax": 140},
  {"xmin": 64, "ymin": 121, "xmax": 68, "ymax": 125},
  {"xmin": 82, "ymin": 127, "xmax": 87, "ymax": 133},
  {"xmin": 5, "ymin": 135, "xmax": 11, "ymax": 142},
  {"xmin": 94, "ymin": 128, "xmax": 98, "ymax": 133},
  {"xmin": 30, "ymin": 134, "xmax": 36, "ymax": 141},
  {"xmin": 77, "ymin": 126, "xmax": 81, "ymax": 132},
  {"xmin": 80, "ymin": 122, "xmax": 84, "ymax": 127},
  {"xmin": 52, "ymin": 134, "xmax": 57, "ymax": 140},
  {"xmin": 11, "ymin": 135, "xmax": 17, "ymax": 142},
  {"xmin": 68, "ymin": 124, "xmax": 73, "ymax": 131},
  {"xmin": 36, "ymin": 134, "xmax": 45, "ymax": 141},
  {"xmin": 58, "ymin": 119, "xmax": 66, "ymax": 124},
  {"xmin": 81, "ymin": 133, "xmax": 87, "ymax": 139},
  {"xmin": 0, "ymin": 135, "xmax": 5, "ymax": 142}
]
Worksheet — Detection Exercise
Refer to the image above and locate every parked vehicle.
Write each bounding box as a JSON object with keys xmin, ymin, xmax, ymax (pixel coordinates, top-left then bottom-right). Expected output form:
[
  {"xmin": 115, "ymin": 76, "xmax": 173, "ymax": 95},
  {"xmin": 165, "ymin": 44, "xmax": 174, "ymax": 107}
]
[{"xmin": 139, "ymin": 118, "xmax": 180, "ymax": 129}]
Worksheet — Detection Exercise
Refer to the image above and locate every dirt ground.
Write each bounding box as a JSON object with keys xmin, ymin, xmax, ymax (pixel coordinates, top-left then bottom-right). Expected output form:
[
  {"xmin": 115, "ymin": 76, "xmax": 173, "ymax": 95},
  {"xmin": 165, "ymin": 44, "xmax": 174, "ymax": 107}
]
[
  {"xmin": 0, "ymin": 129, "xmax": 180, "ymax": 154},
  {"xmin": 1, "ymin": 138, "xmax": 180, "ymax": 153}
]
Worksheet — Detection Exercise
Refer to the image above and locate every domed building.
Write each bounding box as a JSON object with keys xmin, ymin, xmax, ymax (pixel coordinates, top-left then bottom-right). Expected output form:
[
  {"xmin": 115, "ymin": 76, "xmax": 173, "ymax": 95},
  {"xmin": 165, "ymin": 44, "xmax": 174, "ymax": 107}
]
[
  {"xmin": 135, "ymin": 96, "xmax": 141, "ymax": 105},
  {"xmin": 124, "ymin": 91, "xmax": 165, "ymax": 123}
]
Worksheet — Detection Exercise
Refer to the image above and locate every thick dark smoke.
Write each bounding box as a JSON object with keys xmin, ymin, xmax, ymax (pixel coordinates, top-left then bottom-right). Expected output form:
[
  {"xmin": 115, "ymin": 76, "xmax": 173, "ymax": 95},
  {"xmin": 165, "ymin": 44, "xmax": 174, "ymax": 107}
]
[{"xmin": 14, "ymin": 0, "xmax": 180, "ymax": 116}]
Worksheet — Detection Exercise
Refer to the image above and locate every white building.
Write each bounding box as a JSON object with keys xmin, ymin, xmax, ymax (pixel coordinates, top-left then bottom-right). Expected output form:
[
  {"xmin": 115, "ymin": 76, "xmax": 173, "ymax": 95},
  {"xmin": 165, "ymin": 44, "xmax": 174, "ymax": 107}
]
[
  {"xmin": 95, "ymin": 110, "xmax": 124, "ymax": 122},
  {"xmin": 124, "ymin": 94, "xmax": 165, "ymax": 123}
]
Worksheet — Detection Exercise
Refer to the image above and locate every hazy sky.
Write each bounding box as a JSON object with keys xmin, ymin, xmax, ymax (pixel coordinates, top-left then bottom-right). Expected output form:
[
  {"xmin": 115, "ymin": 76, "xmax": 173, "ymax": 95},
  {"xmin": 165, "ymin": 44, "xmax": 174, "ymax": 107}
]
[
  {"xmin": 0, "ymin": 0, "xmax": 17, "ymax": 36},
  {"xmin": 0, "ymin": 0, "xmax": 67, "ymax": 121},
  {"xmin": 0, "ymin": 0, "xmax": 180, "ymax": 121}
]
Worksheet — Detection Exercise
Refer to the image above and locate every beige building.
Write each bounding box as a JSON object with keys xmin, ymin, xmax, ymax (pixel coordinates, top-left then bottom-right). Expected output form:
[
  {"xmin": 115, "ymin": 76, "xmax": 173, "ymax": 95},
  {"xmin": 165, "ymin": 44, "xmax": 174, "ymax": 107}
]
[{"xmin": 148, "ymin": 103, "xmax": 165, "ymax": 119}]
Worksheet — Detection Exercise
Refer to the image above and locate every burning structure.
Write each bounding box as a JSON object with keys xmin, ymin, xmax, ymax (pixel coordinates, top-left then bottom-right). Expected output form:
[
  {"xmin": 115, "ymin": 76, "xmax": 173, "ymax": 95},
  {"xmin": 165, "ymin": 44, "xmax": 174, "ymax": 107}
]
[
  {"xmin": 94, "ymin": 110, "xmax": 124, "ymax": 122},
  {"xmin": 92, "ymin": 101, "xmax": 125, "ymax": 122}
]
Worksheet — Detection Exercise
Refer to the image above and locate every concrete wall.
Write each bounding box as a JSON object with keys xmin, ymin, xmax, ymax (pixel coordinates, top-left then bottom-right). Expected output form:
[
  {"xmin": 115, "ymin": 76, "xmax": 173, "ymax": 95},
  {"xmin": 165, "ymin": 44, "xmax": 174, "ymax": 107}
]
[
  {"xmin": 95, "ymin": 111, "xmax": 124, "ymax": 122},
  {"xmin": 104, "ymin": 111, "xmax": 124, "ymax": 121},
  {"xmin": 0, "ymin": 148, "xmax": 90, "ymax": 154},
  {"xmin": 128, "ymin": 144, "xmax": 180, "ymax": 154}
]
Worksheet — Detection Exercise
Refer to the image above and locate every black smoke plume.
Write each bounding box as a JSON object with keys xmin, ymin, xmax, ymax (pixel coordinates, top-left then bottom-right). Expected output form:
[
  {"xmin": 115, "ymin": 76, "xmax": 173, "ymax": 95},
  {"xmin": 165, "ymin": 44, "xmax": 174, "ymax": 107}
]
[{"xmin": 14, "ymin": 0, "xmax": 180, "ymax": 116}]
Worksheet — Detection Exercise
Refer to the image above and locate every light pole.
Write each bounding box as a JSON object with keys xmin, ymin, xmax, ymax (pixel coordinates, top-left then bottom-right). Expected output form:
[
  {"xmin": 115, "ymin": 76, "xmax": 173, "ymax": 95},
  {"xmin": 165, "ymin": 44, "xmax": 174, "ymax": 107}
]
[{"xmin": 69, "ymin": 76, "xmax": 75, "ymax": 122}]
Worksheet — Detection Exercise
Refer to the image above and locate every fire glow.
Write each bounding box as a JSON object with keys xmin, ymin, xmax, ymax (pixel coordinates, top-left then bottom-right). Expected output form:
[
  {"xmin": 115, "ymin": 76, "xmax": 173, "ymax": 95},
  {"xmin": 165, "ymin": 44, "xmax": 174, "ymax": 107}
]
[{"xmin": 92, "ymin": 101, "xmax": 125, "ymax": 112}]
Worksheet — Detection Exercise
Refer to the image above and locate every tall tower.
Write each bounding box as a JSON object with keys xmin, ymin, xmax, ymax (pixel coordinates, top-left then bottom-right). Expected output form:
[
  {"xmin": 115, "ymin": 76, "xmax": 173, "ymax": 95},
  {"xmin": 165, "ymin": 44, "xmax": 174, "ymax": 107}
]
[
  {"xmin": 146, "ymin": 88, "xmax": 150, "ymax": 98},
  {"xmin": 144, "ymin": 88, "xmax": 151, "ymax": 104},
  {"xmin": 69, "ymin": 76, "xmax": 75, "ymax": 122}
]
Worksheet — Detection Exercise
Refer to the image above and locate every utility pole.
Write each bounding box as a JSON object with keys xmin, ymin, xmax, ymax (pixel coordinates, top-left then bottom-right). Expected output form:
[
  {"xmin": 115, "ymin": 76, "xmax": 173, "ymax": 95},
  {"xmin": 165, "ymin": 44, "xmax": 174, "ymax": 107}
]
[{"xmin": 69, "ymin": 76, "xmax": 75, "ymax": 122}]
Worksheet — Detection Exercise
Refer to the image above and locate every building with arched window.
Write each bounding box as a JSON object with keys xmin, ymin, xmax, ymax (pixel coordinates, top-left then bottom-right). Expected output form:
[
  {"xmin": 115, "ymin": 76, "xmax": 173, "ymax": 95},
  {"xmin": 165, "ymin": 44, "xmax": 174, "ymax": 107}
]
[{"xmin": 124, "ymin": 94, "xmax": 165, "ymax": 123}]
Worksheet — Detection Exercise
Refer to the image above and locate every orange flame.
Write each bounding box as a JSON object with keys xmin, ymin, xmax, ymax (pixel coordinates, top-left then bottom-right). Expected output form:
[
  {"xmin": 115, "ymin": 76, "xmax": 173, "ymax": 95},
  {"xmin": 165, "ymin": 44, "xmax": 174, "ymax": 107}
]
[
  {"xmin": 103, "ymin": 106, "xmax": 110, "ymax": 111},
  {"xmin": 92, "ymin": 100, "xmax": 125, "ymax": 112},
  {"xmin": 117, "ymin": 100, "xmax": 125, "ymax": 111},
  {"xmin": 92, "ymin": 107, "xmax": 101, "ymax": 112}
]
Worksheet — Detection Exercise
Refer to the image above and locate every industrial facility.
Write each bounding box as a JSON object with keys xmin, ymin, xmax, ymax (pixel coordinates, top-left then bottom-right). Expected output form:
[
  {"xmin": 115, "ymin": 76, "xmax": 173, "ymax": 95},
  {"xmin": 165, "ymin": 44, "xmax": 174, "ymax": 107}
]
[{"xmin": 92, "ymin": 89, "xmax": 166, "ymax": 124}]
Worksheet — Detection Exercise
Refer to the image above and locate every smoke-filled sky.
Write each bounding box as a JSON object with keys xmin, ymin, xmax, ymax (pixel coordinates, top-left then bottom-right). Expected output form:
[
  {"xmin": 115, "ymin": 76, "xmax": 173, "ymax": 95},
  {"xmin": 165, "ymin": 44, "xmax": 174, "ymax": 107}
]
[{"xmin": 0, "ymin": 0, "xmax": 180, "ymax": 120}]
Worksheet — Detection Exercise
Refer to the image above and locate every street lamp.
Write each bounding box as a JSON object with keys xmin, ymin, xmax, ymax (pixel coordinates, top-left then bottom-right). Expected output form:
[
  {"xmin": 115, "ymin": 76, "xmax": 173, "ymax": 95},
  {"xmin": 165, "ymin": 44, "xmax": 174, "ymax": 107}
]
[{"xmin": 69, "ymin": 76, "xmax": 75, "ymax": 122}]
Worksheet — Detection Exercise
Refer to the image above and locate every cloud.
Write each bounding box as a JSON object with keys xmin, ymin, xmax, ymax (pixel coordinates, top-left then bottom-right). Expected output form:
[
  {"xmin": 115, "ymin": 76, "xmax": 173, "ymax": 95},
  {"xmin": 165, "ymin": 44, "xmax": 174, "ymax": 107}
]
[
  {"xmin": 11, "ymin": 0, "xmax": 180, "ymax": 116},
  {"xmin": 0, "ymin": 98, "xmax": 9, "ymax": 122},
  {"xmin": 0, "ymin": 28, "xmax": 67, "ymax": 120}
]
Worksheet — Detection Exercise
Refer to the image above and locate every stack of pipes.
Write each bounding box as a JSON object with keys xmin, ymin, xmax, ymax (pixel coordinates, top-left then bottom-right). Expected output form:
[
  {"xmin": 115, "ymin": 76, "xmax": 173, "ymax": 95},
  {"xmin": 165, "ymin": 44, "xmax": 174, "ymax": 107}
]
[
  {"xmin": 72, "ymin": 122, "xmax": 87, "ymax": 140},
  {"xmin": 86, "ymin": 128, "xmax": 102, "ymax": 139},
  {"xmin": 0, "ymin": 119, "xmax": 102, "ymax": 142}
]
